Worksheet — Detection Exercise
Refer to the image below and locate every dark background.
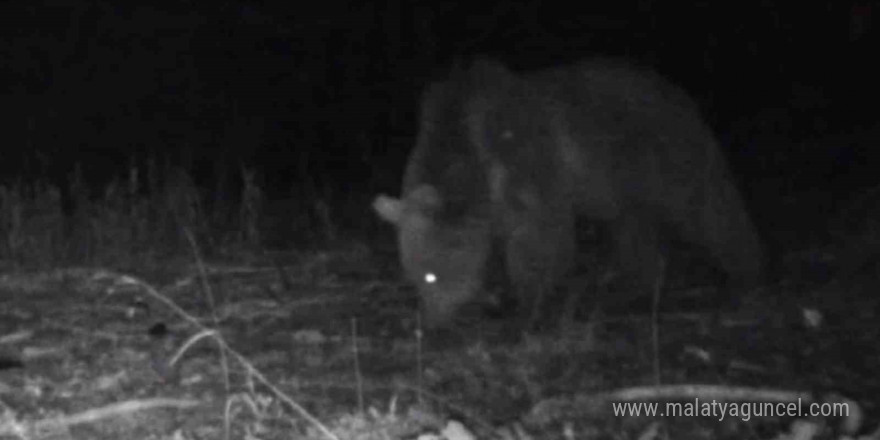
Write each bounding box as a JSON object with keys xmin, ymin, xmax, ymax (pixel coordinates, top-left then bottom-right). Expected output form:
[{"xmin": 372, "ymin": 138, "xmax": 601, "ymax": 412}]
[{"xmin": 2, "ymin": 0, "xmax": 878, "ymax": 250}]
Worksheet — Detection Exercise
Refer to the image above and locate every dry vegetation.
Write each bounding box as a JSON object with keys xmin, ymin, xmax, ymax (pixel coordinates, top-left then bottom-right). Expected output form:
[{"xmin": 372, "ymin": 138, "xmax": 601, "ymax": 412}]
[{"xmin": 0, "ymin": 163, "xmax": 877, "ymax": 440}]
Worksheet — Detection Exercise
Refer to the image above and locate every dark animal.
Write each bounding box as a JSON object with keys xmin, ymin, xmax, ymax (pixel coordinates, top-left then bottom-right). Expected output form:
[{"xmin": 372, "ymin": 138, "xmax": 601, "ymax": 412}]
[{"xmin": 374, "ymin": 58, "xmax": 762, "ymax": 329}]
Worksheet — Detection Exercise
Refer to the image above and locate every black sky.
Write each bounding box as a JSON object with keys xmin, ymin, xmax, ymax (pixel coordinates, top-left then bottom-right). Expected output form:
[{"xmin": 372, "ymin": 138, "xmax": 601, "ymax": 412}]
[{"xmin": 1, "ymin": 0, "xmax": 878, "ymax": 211}]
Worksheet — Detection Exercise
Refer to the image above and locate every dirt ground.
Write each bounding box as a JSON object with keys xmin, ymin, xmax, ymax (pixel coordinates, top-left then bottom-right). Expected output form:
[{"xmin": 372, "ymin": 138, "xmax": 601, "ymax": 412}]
[{"xmin": 0, "ymin": 240, "xmax": 877, "ymax": 440}]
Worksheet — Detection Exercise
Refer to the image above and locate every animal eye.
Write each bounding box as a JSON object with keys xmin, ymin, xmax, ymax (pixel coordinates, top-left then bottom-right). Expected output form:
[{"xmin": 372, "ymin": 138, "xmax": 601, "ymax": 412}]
[{"xmin": 423, "ymin": 272, "xmax": 437, "ymax": 284}]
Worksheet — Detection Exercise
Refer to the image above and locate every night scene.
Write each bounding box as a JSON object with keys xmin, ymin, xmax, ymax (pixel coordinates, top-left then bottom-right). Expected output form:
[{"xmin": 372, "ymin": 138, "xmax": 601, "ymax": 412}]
[{"xmin": 0, "ymin": 1, "xmax": 878, "ymax": 439}]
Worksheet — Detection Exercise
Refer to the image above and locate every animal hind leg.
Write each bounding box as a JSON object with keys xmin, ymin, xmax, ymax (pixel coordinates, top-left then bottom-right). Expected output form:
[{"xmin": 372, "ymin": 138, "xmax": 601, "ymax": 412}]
[{"xmin": 613, "ymin": 211, "xmax": 665, "ymax": 304}]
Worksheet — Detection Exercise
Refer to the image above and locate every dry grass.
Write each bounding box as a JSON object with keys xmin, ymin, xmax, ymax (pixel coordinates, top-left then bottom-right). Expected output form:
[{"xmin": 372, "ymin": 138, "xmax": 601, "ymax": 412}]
[{"xmin": 0, "ymin": 159, "xmax": 875, "ymax": 439}]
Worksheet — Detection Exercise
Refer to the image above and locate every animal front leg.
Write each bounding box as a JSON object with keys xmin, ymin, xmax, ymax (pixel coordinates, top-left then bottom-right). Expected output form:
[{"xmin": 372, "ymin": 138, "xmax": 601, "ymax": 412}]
[{"xmin": 504, "ymin": 213, "xmax": 575, "ymax": 330}]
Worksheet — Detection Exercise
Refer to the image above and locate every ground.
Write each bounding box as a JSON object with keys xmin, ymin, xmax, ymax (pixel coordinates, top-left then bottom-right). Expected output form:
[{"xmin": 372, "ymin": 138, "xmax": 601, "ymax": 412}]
[{"xmin": 0, "ymin": 231, "xmax": 877, "ymax": 439}]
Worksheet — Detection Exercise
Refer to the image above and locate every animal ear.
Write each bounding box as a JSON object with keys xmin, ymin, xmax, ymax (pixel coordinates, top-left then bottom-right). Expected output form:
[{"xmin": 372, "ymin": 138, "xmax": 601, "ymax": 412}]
[
  {"xmin": 471, "ymin": 59, "xmax": 511, "ymax": 79},
  {"xmin": 372, "ymin": 194, "xmax": 403, "ymax": 225},
  {"xmin": 470, "ymin": 58, "xmax": 514, "ymax": 91}
]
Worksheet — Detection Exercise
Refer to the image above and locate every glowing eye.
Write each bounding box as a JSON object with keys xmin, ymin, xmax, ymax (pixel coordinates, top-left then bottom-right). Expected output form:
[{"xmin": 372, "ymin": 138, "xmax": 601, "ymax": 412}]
[{"xmin": 424, "ymin": 272, "xmax": 437, "ymax": 284}]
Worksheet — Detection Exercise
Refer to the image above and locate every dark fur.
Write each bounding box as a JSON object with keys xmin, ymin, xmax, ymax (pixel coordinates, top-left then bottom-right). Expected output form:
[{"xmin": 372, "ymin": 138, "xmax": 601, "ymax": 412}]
[{"xmin": 374, "ymin": 59, "xmax": 762, "ymax": 328}]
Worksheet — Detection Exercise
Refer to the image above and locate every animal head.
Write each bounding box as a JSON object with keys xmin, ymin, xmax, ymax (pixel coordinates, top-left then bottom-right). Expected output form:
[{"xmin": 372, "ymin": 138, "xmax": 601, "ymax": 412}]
[{"xmin": 374, "ymin": 185, "xmax": 491, "ymax": 328}]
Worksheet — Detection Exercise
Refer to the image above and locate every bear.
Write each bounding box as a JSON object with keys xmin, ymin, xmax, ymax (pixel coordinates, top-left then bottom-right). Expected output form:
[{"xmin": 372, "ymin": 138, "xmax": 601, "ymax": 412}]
[{"xmin": 373, "ymin": 58, "xmax": 763, "ymax": 329}]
